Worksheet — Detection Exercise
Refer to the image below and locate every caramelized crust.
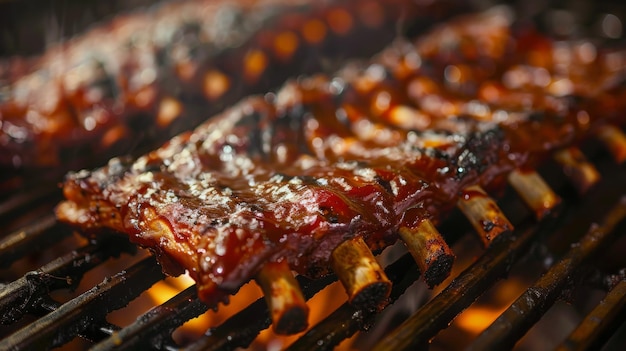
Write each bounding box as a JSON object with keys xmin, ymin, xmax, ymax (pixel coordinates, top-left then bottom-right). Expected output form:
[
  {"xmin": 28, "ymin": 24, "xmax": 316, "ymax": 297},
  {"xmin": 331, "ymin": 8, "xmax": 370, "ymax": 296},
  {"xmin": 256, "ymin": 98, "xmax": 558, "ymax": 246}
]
[{"xmin": 57, "ymin": 8, "xmax": 626, "ymax": 305}]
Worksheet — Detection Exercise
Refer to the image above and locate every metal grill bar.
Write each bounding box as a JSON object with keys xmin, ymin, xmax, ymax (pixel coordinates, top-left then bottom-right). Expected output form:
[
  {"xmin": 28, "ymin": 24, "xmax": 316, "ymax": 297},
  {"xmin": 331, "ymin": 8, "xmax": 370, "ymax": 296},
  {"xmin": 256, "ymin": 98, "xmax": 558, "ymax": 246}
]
[
  {"xmin": 0, "ymin": 256, "xmax": 164, "ymax": 350},
  {"xmin": 0, "ymin": 185, "xmax": 60, "ymax": 221},
  {"xmin": 187, "ymin": 295, "xmax": 271, "ymax": 351},
  {"xmin": 35, "ymin": 296, "xmax": 122, "ymax": 343},
  {"xmin": 91, "ymin": 285, "xmax": 205, "ymax": 351},
  {"xmin": 0, "ymin": 213, "xmax": 66, "ymax": 268},
  {"xmin": 0, "ymin": 238, "xmax": 129, "ymax": 324},
  {"xmin": 557, "ymin": 279, "xmax": 626, "ymax": 351}
]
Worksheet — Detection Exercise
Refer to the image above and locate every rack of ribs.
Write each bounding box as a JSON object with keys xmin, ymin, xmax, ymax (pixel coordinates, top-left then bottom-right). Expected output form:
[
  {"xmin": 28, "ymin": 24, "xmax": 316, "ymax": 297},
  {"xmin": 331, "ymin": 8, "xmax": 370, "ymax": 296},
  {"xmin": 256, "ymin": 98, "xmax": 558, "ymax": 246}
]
[{"xmin": 56, "ymin": 7, "xmax": 626, "ymax": 334}]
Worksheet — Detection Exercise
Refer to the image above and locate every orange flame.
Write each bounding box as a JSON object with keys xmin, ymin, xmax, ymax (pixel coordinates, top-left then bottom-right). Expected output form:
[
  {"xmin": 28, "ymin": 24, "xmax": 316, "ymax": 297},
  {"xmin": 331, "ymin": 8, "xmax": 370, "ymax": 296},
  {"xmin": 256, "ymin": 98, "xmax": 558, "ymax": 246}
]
[{"xmin": 139, "ymin": 272, "xmax": 360, "ymax": 349}]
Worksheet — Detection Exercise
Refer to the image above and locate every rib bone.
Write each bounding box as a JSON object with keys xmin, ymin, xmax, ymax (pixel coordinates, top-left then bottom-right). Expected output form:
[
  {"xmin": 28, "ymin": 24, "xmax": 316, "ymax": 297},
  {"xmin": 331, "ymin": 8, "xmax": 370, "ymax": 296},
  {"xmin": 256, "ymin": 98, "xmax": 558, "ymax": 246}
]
[
  {"xmin": 508, "ymin": 169, "xmax": 561, "ymax": 219},
  {"xmin": 398, "ymin": 219, "xmax": 455, "ymax": 287},
  {"xmin": 596, "ymin": 125, "xmax": 626, "ymax": 164},
  {"xmin": 330, "ymin": 237, "xmax": 392, "ymax": 311},
  {"xmin": 553, "ymin": 147, "xmax": 601, "ymax": 194},
  {"xmin": 256, "ymin": 261, "xmax": 309, "ymax": 334},
  {"xmin": 457, "ymin": 185, "xmax": 514, "ymax": 246}
]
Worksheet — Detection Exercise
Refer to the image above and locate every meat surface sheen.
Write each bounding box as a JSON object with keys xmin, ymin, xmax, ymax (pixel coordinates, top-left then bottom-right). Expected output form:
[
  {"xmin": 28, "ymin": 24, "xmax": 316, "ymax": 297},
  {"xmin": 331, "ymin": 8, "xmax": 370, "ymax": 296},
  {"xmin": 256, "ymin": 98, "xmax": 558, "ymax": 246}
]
[{"xmin": 57, "ymin": 8, "xmax": 626, "ymax": 305}]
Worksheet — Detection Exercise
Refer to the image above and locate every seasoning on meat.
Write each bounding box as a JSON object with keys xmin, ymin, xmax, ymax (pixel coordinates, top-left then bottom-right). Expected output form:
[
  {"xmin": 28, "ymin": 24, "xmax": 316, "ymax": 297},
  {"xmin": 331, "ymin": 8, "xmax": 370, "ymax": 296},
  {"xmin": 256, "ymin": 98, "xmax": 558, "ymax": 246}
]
[{"xmin": 56, "ymin": 7, "xmax": 626, "ymax": 323}]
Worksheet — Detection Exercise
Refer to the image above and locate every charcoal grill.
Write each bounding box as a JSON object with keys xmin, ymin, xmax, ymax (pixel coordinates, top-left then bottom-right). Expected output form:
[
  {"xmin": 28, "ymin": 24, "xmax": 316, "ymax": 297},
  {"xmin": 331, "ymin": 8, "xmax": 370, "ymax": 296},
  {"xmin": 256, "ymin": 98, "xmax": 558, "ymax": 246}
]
[{"xmin": 2, "ymin": 0, "xmax": 626, "ymax": 350}]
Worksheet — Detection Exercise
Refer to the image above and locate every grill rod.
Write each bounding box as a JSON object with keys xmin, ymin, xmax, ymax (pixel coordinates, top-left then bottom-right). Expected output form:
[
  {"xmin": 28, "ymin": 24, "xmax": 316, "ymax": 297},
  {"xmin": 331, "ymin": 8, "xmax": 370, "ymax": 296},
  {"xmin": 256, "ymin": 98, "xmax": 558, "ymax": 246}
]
[
  {"xmin": 557, "ymin": 278, "xmax": 626, "ymax": 351},
  {"xmin": 0, "ymin": 256, "xmax": 164, "ymax": 350},
  {"xmin": 0, "ymin": 213, "xmax": 67, "ymax": 268},
  {"xmin": 91, "ymin": 285, "xmax": 206, "ymax": 351},
  {"xmin": 0, "ymin": 236, "xmax": 132, "ymax": 324}
]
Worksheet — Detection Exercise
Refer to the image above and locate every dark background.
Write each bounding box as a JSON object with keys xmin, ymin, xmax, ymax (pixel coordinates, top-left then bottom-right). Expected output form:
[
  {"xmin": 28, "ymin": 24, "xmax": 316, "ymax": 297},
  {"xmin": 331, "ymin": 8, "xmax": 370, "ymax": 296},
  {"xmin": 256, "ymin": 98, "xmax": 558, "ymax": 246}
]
[
  {"xmin": 0, "ymin": 0, "xmax": 159, "ymax": 56},
  {"xmin": 0, "ymin": 0, "xmax": 624, "ymax": 57}
]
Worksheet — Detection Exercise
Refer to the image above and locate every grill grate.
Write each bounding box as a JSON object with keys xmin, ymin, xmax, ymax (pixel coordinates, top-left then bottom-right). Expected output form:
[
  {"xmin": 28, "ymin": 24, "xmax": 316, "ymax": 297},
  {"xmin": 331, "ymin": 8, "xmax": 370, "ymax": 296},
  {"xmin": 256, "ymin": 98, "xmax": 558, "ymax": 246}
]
[{"xmin": 1, "ymin": 139, "xmax": 626, "ymax": 350}]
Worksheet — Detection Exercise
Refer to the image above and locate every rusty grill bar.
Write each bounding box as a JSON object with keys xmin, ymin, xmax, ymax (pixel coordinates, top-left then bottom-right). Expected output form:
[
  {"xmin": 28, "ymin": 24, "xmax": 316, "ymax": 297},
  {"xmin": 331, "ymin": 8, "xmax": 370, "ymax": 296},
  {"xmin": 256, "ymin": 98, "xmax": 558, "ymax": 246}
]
[{"xmin": 1, "ymin": 135, "xmax": 626, "ymax": 350}]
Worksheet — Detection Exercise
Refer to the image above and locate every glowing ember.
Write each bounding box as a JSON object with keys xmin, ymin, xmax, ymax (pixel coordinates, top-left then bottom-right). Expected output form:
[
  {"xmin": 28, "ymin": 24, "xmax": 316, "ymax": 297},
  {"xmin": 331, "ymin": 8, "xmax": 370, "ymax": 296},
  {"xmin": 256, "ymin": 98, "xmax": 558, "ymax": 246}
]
[{"xmin": 456, "ymin": 306, "xmax": 506, "ymax": 334}]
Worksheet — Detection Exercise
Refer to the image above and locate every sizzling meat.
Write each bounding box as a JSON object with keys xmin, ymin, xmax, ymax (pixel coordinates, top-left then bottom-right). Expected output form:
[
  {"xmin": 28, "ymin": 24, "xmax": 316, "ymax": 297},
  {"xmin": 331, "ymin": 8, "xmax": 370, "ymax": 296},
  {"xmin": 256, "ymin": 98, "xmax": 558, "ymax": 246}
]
[{"xmin": 56, "ymin": 8, "xmax": 626, "ymax": 305}]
